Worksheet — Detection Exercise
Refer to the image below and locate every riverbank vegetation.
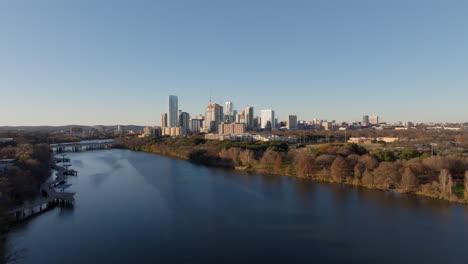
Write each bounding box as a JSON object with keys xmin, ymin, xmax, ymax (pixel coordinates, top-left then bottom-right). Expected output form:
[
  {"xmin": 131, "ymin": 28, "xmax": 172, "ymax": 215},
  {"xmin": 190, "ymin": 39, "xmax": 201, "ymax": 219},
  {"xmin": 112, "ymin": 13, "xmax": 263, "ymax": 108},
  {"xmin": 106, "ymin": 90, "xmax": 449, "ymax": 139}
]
[
  {"xmin": 0, "ymin": 137, "xmax": 52, "ymax": 263},
  {"xmin": 119, "ymin": 135, "xmax": 468, "ymax": 204},
  {"xmin": 0, "ymin": 144, "xmax": 52, "ymax": 205},
  {"xmin": 264, "ymin": 129, "xmax": 468, "ymax": 156}
]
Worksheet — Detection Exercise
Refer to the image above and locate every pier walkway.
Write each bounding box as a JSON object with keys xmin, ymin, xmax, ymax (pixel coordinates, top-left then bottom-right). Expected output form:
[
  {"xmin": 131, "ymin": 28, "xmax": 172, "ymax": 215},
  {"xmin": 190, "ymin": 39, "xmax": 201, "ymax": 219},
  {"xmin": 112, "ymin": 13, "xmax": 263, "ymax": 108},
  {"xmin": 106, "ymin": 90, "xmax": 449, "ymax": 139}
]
[{"xmin": 8, "ymin": 158, "xmax": 76, "ymax": 221}]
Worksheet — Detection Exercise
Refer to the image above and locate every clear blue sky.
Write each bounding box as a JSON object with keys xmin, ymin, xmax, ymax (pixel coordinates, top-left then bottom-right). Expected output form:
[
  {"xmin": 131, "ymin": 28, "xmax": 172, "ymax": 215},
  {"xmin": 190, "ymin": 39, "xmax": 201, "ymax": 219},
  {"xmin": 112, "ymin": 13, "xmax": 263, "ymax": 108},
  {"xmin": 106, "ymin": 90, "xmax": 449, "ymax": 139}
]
[{"xmin": 1, "ymin": 0, "xmax": 467, "ymax": 126}]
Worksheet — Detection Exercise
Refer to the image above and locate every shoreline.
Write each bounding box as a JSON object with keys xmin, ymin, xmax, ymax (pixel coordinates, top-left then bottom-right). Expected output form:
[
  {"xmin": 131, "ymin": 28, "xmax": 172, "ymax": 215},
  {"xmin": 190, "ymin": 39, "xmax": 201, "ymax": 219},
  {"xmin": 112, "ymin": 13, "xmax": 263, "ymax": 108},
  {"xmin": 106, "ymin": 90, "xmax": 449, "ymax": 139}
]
[{"xmin": 120, "ymin": 147, "xmax": 467, "ymax": 205}]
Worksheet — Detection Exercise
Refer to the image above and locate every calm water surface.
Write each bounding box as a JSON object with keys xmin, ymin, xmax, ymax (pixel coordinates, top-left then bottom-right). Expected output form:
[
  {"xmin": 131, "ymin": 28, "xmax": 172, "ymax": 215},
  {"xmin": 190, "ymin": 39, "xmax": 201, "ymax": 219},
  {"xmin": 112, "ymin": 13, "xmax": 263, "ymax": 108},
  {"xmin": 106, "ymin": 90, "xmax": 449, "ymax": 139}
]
[{"xmin": 8, "ymin": 149, "xmax": 468, "ymax": 263}]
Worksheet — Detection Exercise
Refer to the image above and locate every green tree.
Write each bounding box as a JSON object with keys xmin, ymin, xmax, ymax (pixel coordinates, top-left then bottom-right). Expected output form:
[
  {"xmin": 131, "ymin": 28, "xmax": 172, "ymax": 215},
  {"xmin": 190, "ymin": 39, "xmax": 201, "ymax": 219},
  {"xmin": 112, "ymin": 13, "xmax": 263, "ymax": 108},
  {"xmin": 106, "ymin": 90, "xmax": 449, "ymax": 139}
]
[
  {"xmin": 375, "ymin": 151, "xmax": 396, "ymax": 162},
  {"xmin": 399, "ymin": 149, "xmax": 421, "ymax": 160},
  {"xmin": 348, "ymin": 143, "xmax": 368, "ymax": 155}
]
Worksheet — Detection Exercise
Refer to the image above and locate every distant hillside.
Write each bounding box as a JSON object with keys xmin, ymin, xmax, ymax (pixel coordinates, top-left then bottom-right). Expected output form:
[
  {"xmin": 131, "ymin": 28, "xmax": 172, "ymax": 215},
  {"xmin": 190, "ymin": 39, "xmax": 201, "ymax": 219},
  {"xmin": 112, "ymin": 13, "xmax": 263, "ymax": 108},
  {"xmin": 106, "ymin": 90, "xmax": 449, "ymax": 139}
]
[{"xmin": 0, "ymin": 125, "xmax": 145, "ymax": 132}]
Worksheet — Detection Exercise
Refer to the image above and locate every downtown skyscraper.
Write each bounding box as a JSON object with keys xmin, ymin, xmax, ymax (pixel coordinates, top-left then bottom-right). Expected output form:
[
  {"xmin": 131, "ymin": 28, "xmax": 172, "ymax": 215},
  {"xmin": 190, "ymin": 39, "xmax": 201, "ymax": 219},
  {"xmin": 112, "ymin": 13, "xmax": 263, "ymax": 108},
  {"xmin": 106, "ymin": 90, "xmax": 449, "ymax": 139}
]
[
  {"xmin": 205, "ymin": 103, "xmax": 223, "ymax": 132},
  {"xmin": 287, "ymin": 115, "xmax": 298, "ymax": 130},
  {"xmin": 161, "ymin": 113, "xmax": 168, "ymax": 128},
  {"xmin": 244, "ymin": 106, "xmax": 254, "ymax": 130},
  {"xmin": 225, "ymin": 102, "xmax": 234, "ymax": 122},
  {"xmin": 179, "ymin": 111, "xmax": 190, "ymax": 135},
  {"xmin": 261, "ymin": 109, "xmax": 276, "ymax": 130},
  {"xmin": 167, "ymin": 95, "xmax": 178, "ymax": 127}
]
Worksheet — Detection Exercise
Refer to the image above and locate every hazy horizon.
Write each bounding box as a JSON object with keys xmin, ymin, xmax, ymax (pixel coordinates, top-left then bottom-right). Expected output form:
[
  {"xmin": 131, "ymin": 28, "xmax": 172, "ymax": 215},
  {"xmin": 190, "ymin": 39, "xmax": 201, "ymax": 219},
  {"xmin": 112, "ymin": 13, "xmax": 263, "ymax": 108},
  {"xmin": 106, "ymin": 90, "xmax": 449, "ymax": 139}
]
[{"xmin": 1, "ymin": 0, "xmax": 467, "ymax": 126}]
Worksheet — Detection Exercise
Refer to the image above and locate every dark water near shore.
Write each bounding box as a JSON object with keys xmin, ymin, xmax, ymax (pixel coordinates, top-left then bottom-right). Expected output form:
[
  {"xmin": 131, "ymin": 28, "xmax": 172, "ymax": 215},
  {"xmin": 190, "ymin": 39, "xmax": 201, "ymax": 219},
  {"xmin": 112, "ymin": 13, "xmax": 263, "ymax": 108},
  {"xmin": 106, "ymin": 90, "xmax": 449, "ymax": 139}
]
[{"xmin": 8, "ymin": 149, "xmax": 468, "ymax": 263}]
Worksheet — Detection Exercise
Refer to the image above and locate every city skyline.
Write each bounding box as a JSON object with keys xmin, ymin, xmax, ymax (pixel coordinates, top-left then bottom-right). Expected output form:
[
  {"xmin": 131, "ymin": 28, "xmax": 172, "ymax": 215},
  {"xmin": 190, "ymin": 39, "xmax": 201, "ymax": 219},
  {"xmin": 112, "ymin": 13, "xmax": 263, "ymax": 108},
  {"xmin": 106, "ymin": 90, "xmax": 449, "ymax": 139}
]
[
  {"xmin": 155, "ymin": 94, "xmax": 453, "ymax": 136},
  {"xmin": 1, "ymin": 0, "xmax": 468, "ymax": 126}
]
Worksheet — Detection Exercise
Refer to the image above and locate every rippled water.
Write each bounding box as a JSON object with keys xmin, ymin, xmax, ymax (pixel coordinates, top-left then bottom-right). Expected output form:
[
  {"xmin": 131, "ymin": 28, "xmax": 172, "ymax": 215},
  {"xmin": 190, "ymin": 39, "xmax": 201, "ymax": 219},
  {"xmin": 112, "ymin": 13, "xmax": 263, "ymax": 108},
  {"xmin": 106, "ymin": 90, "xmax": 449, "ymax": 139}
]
[{"xmin": 8, "ymin": 149, "xmax": 468, "ymax": 263}]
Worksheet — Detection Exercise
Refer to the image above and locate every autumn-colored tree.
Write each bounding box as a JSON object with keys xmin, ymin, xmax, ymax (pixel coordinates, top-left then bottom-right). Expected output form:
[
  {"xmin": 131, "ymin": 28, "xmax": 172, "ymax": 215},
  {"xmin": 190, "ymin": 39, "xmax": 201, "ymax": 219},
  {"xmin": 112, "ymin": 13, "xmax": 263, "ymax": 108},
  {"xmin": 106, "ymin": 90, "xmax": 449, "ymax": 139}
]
[
  {"xmin": 336, "ymin": 145, "xmax": 352, "ymax": 156},
  {"xmin": 294, "ymin": 152, "xmax": 315, "ymax": 178},
  {"xmin": 354, "ymin": 163, "xmax": 364, "ymax": 177},
  {"xmin": 421, "ymin": 156, "xmax": 466, "ymax": 175},
  {"xmin": 406, "ymin": 159, "xmax": 434, "ymax": 180},
  {"xmin": 260, "ymin": 150, "xmax": 280, "ymax": 172},
  {"xmin": 274, "ymin": 155, "xmax": 283, "ymax": 173},
  {"xmin": 314, "ymin": 154, "xmax": 336, "ymax": 169},
  {"xmin": 346, "ymin": 153, "xmax": 359, "ymax": 163},
  {"xmin": 352, "ymin": 163, "xmax": 364, "ymax": 185},
  {"xmin": 316, "ymin": 168, "xmax": 330, "ymax": 180},
  {"xmin": 438, "ymin": 169, "xmax": 453, "ymax": 198},
  {"xmin": 400, "ymin": 168, "xmax": 417, "ymax": 192},
  {"xmin": 358, "ymin": 154, "xmax": 379, "ymax": 170},
  {"xmin": 330, "ymin": 156, "xmax": 352, "ymax": 183},
  {"xmin": 361, "ymin": 169, "xmax": 373, "ymax": 187},
  {"xmin": 239, "ymin": 149, "xmax": 255, "ymax": 167},
  {"xmin": 420, "ymin": 182, "xmax": 439, "ymax": 197},
  {"xmin": 456, "ymin": 133, "xmax": 468, "ymax": 148},
  {"xmin": 219, "ymin": 148, "xmax": 241, "ymax": 166},
  {"xmin": 352, "ymin": 173, "xmax": 361, "ymax": 185},
  {"xmin": 373, "ymin": 162, "xmax": 401, "ymax": 189},
  {"xmin": 448, "ymin": 173, "xmax": 454, "ymax": 199}
]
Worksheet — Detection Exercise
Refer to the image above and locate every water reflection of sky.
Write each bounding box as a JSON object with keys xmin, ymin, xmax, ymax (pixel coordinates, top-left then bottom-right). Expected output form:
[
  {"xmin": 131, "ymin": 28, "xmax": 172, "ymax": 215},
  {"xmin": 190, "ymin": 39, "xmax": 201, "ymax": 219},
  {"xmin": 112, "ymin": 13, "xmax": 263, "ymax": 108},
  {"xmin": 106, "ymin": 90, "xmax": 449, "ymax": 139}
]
[{"xmin": 7, "ymin": 149, "xmax": 468, "ymax": 264}]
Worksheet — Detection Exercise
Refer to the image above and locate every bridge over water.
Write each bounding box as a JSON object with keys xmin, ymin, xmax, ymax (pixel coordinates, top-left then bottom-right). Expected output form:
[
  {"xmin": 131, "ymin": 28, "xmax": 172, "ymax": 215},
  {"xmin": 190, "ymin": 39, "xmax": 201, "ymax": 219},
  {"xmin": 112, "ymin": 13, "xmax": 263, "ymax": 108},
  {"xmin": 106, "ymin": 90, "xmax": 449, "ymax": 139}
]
[{"xmin": 50, "ymin": 139, "xmax": 113, "ymax": 153}]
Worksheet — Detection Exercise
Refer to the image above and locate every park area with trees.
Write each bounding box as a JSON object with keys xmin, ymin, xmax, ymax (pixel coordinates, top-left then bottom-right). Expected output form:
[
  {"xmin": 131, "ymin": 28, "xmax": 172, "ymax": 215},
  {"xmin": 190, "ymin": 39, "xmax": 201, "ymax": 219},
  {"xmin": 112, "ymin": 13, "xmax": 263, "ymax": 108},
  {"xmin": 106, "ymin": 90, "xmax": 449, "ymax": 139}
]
[{"xmin": 120, "ymin": 132, "xmax": 468, "ymax": 204}]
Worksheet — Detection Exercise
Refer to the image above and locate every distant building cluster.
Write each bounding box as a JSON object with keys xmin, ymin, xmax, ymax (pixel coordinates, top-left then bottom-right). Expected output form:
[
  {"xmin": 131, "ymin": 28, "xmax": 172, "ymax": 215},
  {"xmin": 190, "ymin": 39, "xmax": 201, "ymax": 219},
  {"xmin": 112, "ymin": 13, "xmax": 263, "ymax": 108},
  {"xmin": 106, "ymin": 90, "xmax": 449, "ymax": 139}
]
[
  {"xmin": 347, "ymin": 137, "xmax": 399, "ymax": 144},
  {"xmin": 204, "ymin": 133, "xmax": 297, "ymax": 143},
  {"xmin": 156, "ymin": 95, "xmax": 287, "ymax": 138}
]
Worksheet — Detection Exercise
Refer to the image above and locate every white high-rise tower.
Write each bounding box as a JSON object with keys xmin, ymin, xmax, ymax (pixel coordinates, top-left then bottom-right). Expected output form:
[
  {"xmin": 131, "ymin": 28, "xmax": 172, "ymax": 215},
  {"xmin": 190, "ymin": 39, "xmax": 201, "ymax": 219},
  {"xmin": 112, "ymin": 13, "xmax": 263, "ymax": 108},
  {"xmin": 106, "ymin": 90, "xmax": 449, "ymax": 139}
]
[
  {"xmin": 225, "ymin": 102, "xmax": 233, "ymax": 117},
  {"xmin": 261, "ymin": 109, "xmax": 276, "ymax": 130}
]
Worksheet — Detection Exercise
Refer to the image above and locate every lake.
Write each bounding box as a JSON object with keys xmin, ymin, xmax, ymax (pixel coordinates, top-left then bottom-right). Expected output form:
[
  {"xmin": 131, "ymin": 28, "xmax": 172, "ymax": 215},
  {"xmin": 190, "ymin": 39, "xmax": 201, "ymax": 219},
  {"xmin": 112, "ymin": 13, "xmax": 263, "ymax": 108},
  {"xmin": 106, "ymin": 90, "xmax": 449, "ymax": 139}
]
[{"xmin": 8, "ymin": 149, "xmax": 468, "ymax": 263}]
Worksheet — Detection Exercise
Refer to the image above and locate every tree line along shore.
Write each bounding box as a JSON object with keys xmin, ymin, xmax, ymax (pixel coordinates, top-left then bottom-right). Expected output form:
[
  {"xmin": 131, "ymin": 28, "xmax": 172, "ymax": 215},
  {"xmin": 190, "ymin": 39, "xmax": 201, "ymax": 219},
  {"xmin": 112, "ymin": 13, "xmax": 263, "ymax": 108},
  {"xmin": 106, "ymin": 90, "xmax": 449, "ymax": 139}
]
[
  {"xmin": 0, "ymin": 136, "xmax": 52, "ymax": 263},
  {"xmin": 118, "ymin": 135, "xmax": 468, "ymax": 204}
]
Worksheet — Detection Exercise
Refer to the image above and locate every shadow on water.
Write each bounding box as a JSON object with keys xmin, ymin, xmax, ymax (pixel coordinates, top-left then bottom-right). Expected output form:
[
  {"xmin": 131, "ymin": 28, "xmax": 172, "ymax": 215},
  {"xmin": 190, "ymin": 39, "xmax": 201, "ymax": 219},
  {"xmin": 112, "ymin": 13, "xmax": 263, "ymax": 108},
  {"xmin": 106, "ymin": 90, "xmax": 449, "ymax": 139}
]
[
  {"xmin": 88, "ymin": 173, "xmax": 110, "ymax": 187},
  {"xmin": 56, "ymin": 206, "xmax": 75, "ymax": 218},
  {"xmin": 72, "ymin": 159, "xmax": 84, "ymax": 168},
  {"xmin": 95, "ymin": 152, "xmax": 124, "ymax": 170}
]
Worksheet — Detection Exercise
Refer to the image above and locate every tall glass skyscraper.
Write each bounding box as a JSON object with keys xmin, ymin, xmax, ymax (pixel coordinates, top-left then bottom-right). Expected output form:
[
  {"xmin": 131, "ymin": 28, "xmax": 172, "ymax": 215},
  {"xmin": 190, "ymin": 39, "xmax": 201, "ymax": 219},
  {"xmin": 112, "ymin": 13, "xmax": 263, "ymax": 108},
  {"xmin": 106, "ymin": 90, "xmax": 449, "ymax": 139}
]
[
  {"xmin": 179, "ymin": 111, "xmax": 190, "ymax": 135},
  {"xmin": 244, "ymin": 106, "xmax": 254, "ymax": 130},
  {"xmin": 225, "ymin": 102, "xmax": 233, "ymax": 121},
  {"xmin": 168, "ymin": 95, "xmax": 178, "ymax": 127}
]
